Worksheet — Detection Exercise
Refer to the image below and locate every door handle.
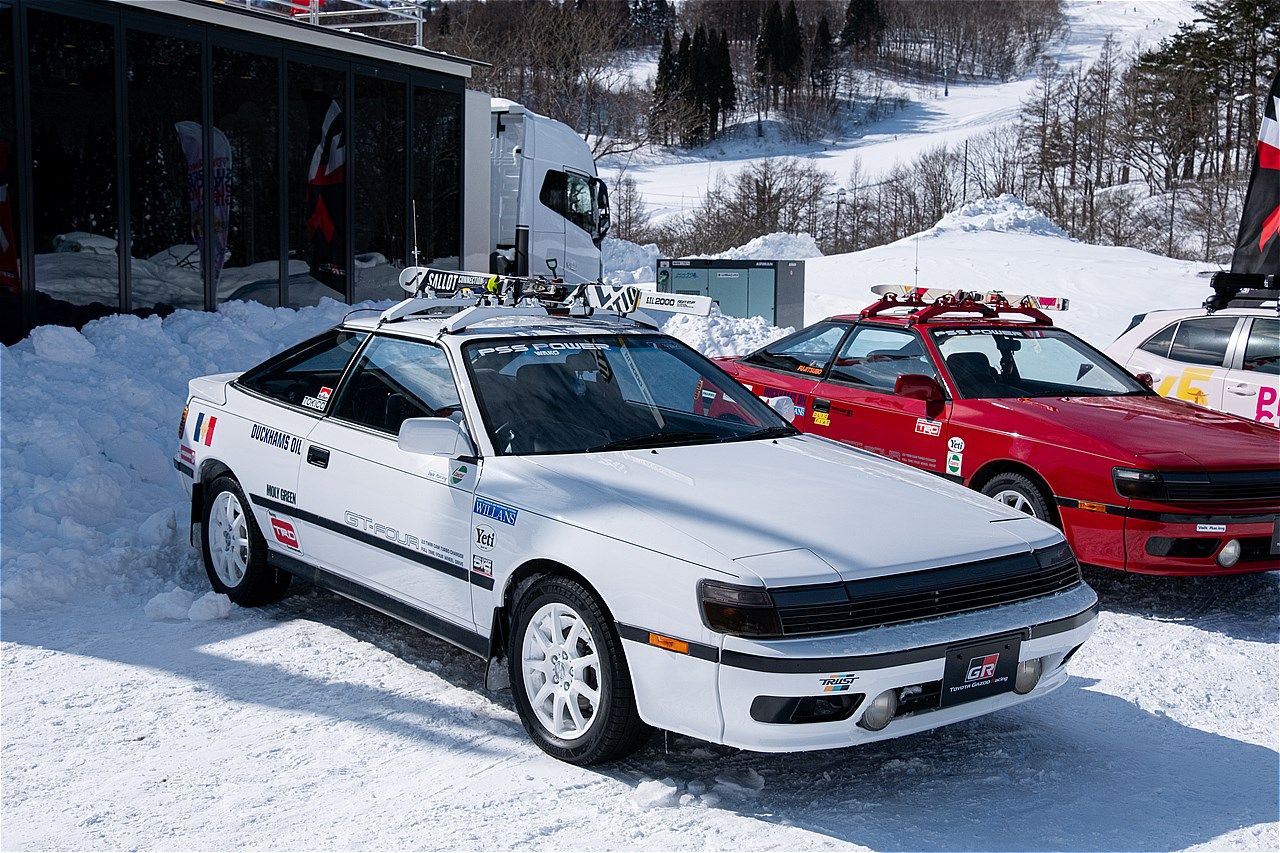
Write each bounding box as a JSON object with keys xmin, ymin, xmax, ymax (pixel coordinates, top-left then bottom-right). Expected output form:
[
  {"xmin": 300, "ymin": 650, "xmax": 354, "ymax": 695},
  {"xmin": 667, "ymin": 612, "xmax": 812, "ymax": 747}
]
[
  {"xmin": 1226, "ymin": 385, "xmax": 1255, "ymax": 396},
  {"xmin": 307, "ymin": 446, "xmax": 330, "ymax": 468}
]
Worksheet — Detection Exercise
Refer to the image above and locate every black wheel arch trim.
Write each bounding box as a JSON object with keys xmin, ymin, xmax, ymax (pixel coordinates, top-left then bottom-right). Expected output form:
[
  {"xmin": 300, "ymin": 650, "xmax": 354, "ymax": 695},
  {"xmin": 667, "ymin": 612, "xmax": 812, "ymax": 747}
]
[
  {"xmin": 619, "ymin": 602, "xmax": 1098, "ymax": 674},
  {"xmin": 266, "ymin": 550, "xmax": 490, "ymax": 658}
]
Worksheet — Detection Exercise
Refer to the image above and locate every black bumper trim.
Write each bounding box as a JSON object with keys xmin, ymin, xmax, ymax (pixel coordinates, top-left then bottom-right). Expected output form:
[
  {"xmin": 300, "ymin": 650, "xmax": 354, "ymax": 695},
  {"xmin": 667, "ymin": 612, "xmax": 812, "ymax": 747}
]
[
  {"xmin": 249, "ymin": 493, "xmax": 485, "ymax": 586},
  {"xmin": 616, "ymin": 622, "xmax": 720, "ymax": 662},
  {"xmin": 173, "ymin": 459, "xmax": 194, "ymax": 477},
  {"xmin": 267, "ymin": 550, "xmax": 489, "ymax": 658},
  {"xmin": 717, "ymin": 602, "xmax": 1099, "ymax": 674},
  {"xmin": 1057, "ymin": 496, "xmax": 1277, "ymax": 525}
]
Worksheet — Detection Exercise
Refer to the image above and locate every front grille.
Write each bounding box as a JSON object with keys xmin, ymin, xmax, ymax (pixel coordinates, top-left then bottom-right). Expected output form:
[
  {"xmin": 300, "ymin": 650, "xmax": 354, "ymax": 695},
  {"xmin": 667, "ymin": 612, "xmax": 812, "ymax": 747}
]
[
  {"xmin": 1163, "ymin": 470, "xmax": 1280, "ymax": 502},
  {"xmin": 771, "ymin": 548, "xmax": 1081, "ymax": 636}
]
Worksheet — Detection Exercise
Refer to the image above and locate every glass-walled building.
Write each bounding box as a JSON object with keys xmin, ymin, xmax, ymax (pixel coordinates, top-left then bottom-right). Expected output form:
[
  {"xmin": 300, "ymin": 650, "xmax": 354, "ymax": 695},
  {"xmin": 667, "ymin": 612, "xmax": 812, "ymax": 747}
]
[{"xmin": 1, "ymin": 0, "xmax": 479, "ymax": 343}]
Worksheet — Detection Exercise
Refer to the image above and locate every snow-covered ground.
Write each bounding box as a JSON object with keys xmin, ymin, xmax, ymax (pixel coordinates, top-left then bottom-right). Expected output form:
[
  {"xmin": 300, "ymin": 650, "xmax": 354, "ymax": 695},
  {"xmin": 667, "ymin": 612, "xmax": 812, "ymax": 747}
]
[
  {"xmin": 3, "ymin": 200, "xmax": 1276, "ymax": 850},
  {"xmin": 602, "ymin": 0, "xmax": 1197, "ymax": 222}
]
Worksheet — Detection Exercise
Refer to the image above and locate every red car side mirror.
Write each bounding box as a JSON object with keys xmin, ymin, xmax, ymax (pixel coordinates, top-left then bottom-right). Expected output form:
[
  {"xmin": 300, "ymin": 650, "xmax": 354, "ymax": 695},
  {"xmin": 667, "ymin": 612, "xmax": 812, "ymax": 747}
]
[
  {"xmin": 1135, "ymin": 372, "xmax": 1155, "ymax": 390},
  {"xmin": 895, "ymin": 374, "xmax": 945, "ymax": 403}
]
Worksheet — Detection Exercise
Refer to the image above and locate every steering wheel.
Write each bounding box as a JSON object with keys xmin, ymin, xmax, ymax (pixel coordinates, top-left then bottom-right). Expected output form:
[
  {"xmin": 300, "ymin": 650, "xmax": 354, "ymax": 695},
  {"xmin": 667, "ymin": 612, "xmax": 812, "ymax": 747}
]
[{"xmin": 492, "ymin": 418, "xmax": 609, "ymax": 453}]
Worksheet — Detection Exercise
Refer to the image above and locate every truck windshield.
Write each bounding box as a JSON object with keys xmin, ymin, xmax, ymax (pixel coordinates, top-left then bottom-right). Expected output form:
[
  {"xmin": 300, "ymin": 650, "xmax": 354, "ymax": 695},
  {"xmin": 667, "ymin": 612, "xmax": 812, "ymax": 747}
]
[
  {"xmin": 930, "ymin": 327, "xmax": 1149, "ymax": 399},
  {"xmin": 464, "ymin": 335, "xmax": 794, "ymax": 455}
]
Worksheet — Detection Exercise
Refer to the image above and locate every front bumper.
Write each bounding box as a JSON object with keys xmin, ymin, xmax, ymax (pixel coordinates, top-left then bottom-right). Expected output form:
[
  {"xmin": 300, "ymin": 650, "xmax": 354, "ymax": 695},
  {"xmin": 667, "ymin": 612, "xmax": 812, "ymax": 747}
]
[
  {"xmin": 1122, "ymin": 512, "xmax": 1278, "ymax": 575},
  {"xmin": 621, "ymin": 583, "xmax": 1098, "ymax": 753}
]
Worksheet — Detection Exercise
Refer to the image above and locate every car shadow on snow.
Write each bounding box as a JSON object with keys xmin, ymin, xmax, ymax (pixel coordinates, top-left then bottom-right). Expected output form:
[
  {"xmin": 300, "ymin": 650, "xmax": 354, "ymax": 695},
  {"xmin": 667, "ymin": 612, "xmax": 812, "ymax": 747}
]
[
  {"xmin": 1084, "ymin": 566, "xmax": 1280, "ymax": 644},
  {"xmin": 616, "ymin": 675, "xmax": 1279, "ymax": 851}
]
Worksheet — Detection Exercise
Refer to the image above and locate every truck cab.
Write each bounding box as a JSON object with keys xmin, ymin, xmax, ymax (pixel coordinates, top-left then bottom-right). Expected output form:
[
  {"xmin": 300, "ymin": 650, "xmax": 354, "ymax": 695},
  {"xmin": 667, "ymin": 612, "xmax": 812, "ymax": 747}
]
[{"xmin": 490, "ymin": 99, "xmax": 609, "ymax": 284}]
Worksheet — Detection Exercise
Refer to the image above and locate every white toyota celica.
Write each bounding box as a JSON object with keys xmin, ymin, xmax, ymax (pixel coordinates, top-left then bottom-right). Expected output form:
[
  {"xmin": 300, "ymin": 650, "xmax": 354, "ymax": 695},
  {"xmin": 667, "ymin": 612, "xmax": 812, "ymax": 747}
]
[{"xmin": 175, "ymin": 301, "xmax": 1097, "ymax": 765}]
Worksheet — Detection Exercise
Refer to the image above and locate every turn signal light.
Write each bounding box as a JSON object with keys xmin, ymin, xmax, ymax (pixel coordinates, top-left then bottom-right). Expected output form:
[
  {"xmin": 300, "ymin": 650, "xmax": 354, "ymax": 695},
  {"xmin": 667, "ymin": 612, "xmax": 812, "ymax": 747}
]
[
  {"xmin": 647, "ymin": 633, "xmax": 689, "ymax": 654},
  {"xmin": 178, "ymin": 404, "xmax": 189, "ymax": 439}
]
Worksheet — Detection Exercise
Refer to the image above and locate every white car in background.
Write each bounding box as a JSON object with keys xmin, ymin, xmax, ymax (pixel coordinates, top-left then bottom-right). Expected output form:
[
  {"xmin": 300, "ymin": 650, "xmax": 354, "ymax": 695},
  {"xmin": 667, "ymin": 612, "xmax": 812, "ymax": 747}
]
[
  {"xmin": 173, "ymin": 285, "xmax": 1098, "ymax": 765},
  {"xmin": 1106, "ymin": 276, "xmax": 1278, "ymax": 427}
]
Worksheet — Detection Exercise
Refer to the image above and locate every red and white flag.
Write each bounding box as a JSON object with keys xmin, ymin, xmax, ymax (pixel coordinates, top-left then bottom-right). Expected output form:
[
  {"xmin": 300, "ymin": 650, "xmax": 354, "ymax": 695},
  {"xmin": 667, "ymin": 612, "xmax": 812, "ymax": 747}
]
[{"xmin": 1233, "ymin": 69, "xmax": 1280, "ymax": 275}]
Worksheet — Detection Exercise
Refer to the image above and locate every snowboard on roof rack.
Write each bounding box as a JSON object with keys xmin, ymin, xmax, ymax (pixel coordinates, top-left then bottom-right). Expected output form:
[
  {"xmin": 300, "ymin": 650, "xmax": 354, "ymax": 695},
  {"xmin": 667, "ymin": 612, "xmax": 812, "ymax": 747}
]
[{"xmin": 869, "ymin": 284, "xmax": 1069, "ymax": 311}]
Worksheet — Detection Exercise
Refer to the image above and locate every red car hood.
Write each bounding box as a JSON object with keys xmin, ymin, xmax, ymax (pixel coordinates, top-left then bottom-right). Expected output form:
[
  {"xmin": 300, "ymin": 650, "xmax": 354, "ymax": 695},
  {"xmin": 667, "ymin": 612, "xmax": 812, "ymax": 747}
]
[{"xmin": 983, "ymin": 395, "xmax": 1279, "ymax": 470}]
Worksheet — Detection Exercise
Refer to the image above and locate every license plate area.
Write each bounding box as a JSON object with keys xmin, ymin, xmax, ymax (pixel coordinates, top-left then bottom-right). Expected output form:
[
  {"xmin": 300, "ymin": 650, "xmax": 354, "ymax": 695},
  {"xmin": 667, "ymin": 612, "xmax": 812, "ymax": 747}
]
[{"xmin": 940, "ymin": 632, "xmax": 1023, "ymax": 709}]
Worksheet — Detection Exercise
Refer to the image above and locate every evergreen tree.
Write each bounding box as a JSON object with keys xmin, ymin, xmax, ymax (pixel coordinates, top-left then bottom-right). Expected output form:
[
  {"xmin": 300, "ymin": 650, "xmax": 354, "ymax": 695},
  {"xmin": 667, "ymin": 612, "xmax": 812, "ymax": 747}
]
[
  {"xmin": 810, "ymin": 14, "xmax": 836, "ymax": 99},
  {"xmin": 651, "ymin": 28, "xmax": 676, "ymax": 144},
  {"xmin": 778, "ymin": 0, "xmax": 804, "ymax": 105},
  {"xmin": 675, "ymin": 29, "xmax": 695, "ymax": 145},
  {"xmin": 715, "ymin": 29, "xmax": 738, "ymax": 133},
  {"xmin": 754, "ymin": 1, "xmax": 784, "ymax": 111},
  {"xmin": 841, "ymin": 0, "xmax": 885, "ymax": 52}
]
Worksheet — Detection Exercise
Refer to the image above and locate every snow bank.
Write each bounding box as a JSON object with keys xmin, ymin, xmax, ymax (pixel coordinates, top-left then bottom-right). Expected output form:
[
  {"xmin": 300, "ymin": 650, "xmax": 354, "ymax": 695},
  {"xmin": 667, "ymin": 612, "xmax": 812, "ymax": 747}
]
[
  {"xmin": 601, "ymin": 236, "xmax": 661, "ymax": 285},
  {"xmin": 929, "ymin": 194, "xmax": 1068, "ymax": 239},
  {"xmin": 661, "ymin": 307, "xmax": 789, "ymax": 358},
  {"xmin": 711, "ymin": 231, "xmax": 823, "ymax": 261}
]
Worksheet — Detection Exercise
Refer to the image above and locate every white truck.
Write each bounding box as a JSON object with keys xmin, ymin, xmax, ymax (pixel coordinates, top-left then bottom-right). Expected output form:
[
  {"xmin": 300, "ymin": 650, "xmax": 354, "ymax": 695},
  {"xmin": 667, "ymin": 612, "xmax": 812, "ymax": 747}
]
[{"xmin": 489, "ymin": 98, "xmax": 609, "ymax": 284}]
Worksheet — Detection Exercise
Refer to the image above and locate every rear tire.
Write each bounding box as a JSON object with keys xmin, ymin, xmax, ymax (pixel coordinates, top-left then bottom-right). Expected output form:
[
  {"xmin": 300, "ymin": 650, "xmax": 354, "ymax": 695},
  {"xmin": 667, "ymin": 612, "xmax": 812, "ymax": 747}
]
[
  {"xmin": 980, "ymin": 472, "xmax": 1055, "ymax": 524},
  {"xmin": 201, "ymin": 476, "xmax": 291, "ymax": 606},
  {"xmin": 508, "ymin": 575, "xmax": 651, "ymax": 765}
]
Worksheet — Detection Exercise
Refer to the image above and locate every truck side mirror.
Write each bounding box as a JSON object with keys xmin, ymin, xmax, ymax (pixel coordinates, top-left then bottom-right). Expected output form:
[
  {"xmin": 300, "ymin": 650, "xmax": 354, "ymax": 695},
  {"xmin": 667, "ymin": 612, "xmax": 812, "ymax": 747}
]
[
  {"xmin": 894, "ymin": 374, "xmax": 944, "ymax": 403},
  {"xmin": 398, "ymin": 418, "xmax": 475, "ymax": 458}
]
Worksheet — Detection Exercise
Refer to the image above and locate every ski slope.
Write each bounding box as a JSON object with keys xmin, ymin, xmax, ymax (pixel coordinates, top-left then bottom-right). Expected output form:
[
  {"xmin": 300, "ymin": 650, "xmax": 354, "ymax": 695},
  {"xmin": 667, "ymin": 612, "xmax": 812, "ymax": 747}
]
[
  {"xmin": 601, "ymin": 0, "xmax": 1196, "ymax": 222},
  {"xmin": 2, "ymin": 198, "xmax": 1276, "ymax": 850}
]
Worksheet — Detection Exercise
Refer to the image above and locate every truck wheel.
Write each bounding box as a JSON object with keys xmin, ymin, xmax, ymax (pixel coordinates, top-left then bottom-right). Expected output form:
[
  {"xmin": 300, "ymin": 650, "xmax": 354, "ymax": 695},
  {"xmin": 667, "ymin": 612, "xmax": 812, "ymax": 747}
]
[
  {"xmin": 508, "ymin": 576, "xmax": 651, "ymax": 765},
  {"xmin": 201, "ymin": 476, "xmax": 291, "ymax": 606},
  {"xmin": 981, "ymin": 472, "xmax": 1054, "ymax": 523}
]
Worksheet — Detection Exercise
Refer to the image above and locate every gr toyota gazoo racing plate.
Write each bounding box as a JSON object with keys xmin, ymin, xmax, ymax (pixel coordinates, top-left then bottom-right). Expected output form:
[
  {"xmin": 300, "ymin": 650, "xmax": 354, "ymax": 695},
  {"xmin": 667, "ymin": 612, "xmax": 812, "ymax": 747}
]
[
  {"xmin": 717, "ymin": 287, "xmax": 1280, "ymax": 577},
  {"xmin": 174, "ymin": 269, "xmax": 1097, "ymax": 765}
]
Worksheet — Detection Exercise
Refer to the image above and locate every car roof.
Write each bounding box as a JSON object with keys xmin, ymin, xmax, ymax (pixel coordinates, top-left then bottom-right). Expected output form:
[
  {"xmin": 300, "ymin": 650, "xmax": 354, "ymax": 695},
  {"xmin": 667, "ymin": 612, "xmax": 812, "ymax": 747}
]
[
  {"xmin": 339, "ymin": 312, "xmax": 656, "ymax": 341},
  {"xmin": 1134, "ymin": 306, "xmax": 1274, "ymax": 321}
]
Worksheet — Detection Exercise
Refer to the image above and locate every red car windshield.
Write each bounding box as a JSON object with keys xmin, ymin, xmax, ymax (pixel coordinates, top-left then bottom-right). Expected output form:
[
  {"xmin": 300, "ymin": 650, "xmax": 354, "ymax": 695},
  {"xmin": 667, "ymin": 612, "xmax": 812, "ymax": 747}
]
[{"xmin": 931, "ymin": 327, "xmax": 1148, "ymax": 399}]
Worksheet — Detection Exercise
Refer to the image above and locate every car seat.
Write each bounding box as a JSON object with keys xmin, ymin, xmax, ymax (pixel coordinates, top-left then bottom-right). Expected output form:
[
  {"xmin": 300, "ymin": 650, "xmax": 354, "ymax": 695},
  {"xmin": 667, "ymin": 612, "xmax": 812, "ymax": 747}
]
[{"xmin": 945, "ymin": 351, "xmax": 1003, "ymax": 397}]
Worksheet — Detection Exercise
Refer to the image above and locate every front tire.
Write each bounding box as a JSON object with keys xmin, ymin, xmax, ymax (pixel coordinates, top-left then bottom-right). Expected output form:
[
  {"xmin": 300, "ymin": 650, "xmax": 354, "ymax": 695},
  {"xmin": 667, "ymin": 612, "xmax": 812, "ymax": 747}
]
[
  {"xmin": 508, "ymin": 576, "xmax": 651, "ymax": 765},
  {"xmin": 980, "ymin": 472, "xmax": 1055, "ymax": 524},
  {"xmin": 201, "ymin": 476, "xmax": 291, "ymax": 606}
]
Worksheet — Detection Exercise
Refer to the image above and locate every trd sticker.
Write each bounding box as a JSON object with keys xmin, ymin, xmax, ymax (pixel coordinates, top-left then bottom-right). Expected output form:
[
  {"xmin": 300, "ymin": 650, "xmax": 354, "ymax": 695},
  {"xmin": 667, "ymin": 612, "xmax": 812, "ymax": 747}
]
[
  {"xmin": 179, "ymin": 445, "xmax": 196, "ymax": 464},
  {"xmin": 474, "ymin": 524, "xmax": 495, "ymax": 552},
  {"xmin": 269, "ymin": 516, "xmax": 300, "ymax": 551},
  {"xmin": 265, "ymin": 484, "xmax": 297, "ymax": 505},
  {"xmin": 813, "ymin": 411, "xmax": 831, "ymax": 427},
  {"xmin": 474, "ymin": 497, "xmax": 518, "ymax": 526},
  {"xmin": 966, "ymin": 653, "xmax": 999, "ymax": 682},
  {"xmin": 251, "ymin": 423, "xmax": 303, "ymax": 455},
  {"xmin": 472, "ymin": 555, "xmax": 494, "ymax": 577},
  {"xmin": 1196, "ymin": 524, "xmax": 1227, "ymax": 533},
  {"xmin": 915, "ymin": 418, "xmax": 941, "ymax": 436},
  {"xmin": 818, "ymin": 673, "xmax": 858, "ymax": 692},
  {"xmin": 948, "ymin": 436, "xmax": 966, "ymax": 453},
  {"xmin": 192, "ymin": 413, "xmax": 218, "ymax": 447}
]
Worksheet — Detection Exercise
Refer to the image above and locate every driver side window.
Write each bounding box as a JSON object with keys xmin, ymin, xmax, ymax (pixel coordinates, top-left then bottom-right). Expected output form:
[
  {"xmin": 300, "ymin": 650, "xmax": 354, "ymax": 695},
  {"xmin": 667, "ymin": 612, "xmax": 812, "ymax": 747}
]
[
  {"xmin": 828, "ymin": 326, "xmax": 936, "ymax": 391},
  {"xmin": 332, "ymin": 336, "xmax": 462, "ymax": 436}
]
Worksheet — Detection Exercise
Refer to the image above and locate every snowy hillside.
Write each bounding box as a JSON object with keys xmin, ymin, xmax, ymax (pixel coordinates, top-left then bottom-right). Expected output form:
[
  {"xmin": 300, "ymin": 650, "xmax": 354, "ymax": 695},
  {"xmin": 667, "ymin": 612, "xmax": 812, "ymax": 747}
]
[{"xmin": 603, "ymin": 1, "xmax": 1197, "ymax": 220}]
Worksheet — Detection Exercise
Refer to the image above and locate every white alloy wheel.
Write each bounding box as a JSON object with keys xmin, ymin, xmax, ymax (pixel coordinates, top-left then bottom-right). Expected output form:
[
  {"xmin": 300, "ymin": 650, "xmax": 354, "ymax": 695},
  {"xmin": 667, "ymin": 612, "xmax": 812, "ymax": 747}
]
[
  {"xmin": 520, "ymin": 601, "xmax": 601, "ymax": 741},
  {"xmin": 992, "ymin": 488, "xmax": 1037, "ymax": 517},
  {"xmin": 207, "ymin": 490, "xmax": 250, "ymax": 588}
]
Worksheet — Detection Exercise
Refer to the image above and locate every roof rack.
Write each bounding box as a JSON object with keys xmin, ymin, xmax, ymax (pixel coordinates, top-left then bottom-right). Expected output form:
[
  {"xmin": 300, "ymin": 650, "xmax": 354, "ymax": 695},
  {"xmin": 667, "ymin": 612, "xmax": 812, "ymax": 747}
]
[
  {"xmin": 1204, "ymin": 271, "xmax": 1278, "ymax": 313},
  {"xmin": 861, "ymin": 290, "xmax": 1055, "ymax": 326},
  {"xmin": 375, "ymin": 266, "xmax": 714, "ymax": 334}
]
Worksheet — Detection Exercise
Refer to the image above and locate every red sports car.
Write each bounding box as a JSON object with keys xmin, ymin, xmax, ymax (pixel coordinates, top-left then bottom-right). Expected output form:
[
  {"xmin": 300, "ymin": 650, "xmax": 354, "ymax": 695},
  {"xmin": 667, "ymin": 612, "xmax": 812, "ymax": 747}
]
[{"xmin": 716, "ymin": 291, "xmax": 1280, "ymax": 576}]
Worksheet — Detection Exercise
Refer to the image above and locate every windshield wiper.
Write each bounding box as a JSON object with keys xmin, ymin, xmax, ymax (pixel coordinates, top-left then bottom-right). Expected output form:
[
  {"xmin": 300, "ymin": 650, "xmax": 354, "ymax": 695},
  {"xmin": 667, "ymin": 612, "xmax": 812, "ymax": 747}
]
[
  {"xmin": 587, "ymin": 431, "xmax": 720, "ymax": 452},
  {"xmin": 728, "ymin": 425, "xmax": 798, "ymax": 441}
]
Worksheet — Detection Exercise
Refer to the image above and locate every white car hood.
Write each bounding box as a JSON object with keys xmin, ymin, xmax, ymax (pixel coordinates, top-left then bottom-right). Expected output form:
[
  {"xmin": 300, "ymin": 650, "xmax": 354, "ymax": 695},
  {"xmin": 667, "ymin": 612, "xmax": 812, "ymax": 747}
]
[{"xmin": 499, "ymin": 435, "xmax": 1054, "ymax": 584}]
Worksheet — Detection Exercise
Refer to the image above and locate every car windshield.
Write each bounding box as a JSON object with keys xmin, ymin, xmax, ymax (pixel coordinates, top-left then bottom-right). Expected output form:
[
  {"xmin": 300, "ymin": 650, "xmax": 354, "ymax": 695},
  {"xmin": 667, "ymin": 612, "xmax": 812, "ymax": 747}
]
[
  {"xmin": 931, "ymin": 326, "xmax": 1148, "ymax": 399},
  {"xmin": 464, "ymin": 334, "xmax": 794, "ymax": 455}
]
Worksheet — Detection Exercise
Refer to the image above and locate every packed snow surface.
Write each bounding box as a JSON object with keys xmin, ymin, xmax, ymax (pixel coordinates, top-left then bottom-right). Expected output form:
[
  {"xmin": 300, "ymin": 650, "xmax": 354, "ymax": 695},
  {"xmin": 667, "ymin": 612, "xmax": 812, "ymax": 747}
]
[{"xmin": 3, "ymin": 201, "xmax": 1276, "ymax": 849}]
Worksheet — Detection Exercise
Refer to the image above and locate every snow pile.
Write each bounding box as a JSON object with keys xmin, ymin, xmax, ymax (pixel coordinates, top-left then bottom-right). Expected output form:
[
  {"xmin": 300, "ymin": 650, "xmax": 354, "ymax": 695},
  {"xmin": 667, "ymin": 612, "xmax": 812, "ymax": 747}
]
[
  {"xmin": 0, "ymin": 299, "xmax": 358, "ymax": 610},
  {"xmin": 661, "ymin": 306, "xmax": 790, "ymax": 358},
  {"xmin": 601, "ymin": 236, "xmax": 661, "ymax": 285},
  {"xmin": 711, "ymin": 231, "xmax": 822, "ymax": 261},
  {"xmin": 631, "ymin": 778, "xmax": 680, "ymax": 810},
  {"xmin": 930, "ymin": 194, "xmax": 1069, "ymax": 239}
]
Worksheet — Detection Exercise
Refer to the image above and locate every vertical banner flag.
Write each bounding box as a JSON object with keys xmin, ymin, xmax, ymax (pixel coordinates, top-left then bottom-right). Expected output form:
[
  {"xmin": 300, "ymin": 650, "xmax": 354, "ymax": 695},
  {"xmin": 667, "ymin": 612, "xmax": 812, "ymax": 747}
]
[
  {"xmin": 174, "ymin": 121, "xmax": 234, "ymax": 286},
  {"xmin": 1232, "ymin": 68, "xmax": 1280, "ymax": 275}
]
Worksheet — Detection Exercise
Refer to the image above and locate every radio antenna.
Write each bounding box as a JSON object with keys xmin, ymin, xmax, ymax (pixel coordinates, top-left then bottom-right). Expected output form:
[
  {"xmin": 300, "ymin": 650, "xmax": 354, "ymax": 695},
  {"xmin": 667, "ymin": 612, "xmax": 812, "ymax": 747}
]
[{"xmin": 411, "ymin": 199, "xmax": 420, "ymax": 266}]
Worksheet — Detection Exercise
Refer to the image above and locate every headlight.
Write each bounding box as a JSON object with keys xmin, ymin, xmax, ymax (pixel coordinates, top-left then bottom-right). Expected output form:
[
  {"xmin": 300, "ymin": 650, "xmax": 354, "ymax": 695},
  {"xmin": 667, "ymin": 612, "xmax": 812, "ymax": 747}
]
[
  {"xmin": 1034, "ymin": 540, "xmax": 1076, "ymax": 568},
  {"xmin": 1113, "ymin": 467, "xmax": 1167, "ymax": 500},
  {"xmin": 698, "ymin": 580, "xmax": 782, "ymax": 638}
]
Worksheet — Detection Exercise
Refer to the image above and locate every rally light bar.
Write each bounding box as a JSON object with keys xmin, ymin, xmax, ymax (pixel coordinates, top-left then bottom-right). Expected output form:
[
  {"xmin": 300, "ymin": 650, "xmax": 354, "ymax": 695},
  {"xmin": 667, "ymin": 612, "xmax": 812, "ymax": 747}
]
[
  {"xmin": 862, "ymin": 286, "xmax": 1060, "ymax": 325},
  {"xmin": 1204, "ymin": 271, "xmax": 1278, "ymax": 313},
  {"xmin": 381, "ymin": 266, "xmax": 713, "ymax": 331}
]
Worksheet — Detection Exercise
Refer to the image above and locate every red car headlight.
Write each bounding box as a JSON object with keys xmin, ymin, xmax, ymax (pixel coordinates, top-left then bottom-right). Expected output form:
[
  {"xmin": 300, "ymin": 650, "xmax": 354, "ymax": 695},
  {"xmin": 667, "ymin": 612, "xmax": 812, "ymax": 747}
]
[{"xmin": 1113, "ymin": 467, "xmax": 1167, "ymax": 500}]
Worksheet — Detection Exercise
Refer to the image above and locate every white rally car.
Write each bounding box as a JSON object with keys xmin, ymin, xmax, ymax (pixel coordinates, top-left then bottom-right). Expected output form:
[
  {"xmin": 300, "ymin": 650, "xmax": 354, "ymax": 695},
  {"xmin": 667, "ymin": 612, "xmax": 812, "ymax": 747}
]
[
  {"xmin": 1106, "ymin": 273, "xmax": 1278, "ymax": 427},
  {"xmin": 174, "ymin": 272, "xmax": 1098, "ymax": 765}
]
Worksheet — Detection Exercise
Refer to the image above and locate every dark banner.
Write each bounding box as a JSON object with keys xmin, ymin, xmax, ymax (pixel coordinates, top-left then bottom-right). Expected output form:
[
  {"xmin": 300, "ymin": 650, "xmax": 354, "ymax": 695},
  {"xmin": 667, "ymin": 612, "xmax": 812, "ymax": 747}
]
[{"xmin": 1232, "ymin": 68, "xmax": 1280, "ymax": 275}]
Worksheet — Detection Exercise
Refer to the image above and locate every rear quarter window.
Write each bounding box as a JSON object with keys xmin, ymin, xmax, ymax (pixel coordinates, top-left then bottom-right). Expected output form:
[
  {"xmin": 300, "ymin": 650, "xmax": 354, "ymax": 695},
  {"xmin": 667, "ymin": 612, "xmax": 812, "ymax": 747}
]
[{"xmin": 237, "ymin": 330, "xmax": 366, "ymax": 410}]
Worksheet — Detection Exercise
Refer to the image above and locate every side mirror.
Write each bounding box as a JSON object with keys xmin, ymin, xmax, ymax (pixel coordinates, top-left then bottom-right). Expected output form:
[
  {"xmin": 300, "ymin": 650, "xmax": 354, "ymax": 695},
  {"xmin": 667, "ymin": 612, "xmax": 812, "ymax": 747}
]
[
  {"xmin": 767, "ymin": 396, "xmax": 796, "ymax": 423},
  {"xmin": 1135, "ymin": 372, "xmax": 1155, "ymax": 390},
  {"xmin": 894, "ymin": 374, "xmax": 945, "ymax": 403},
  {"xmin": 398, "ymin": 417, "xmax": 475, "ymax": 457}
]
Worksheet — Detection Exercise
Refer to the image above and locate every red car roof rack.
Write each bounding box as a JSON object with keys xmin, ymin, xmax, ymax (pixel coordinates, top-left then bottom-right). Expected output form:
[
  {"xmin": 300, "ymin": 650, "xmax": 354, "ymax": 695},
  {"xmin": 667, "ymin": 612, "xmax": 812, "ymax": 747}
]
[{"xmin": 860, "ymin": 290, "xmax": 1054, "ymax": 326}]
